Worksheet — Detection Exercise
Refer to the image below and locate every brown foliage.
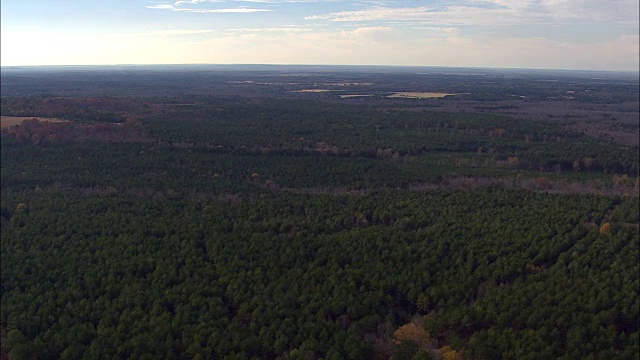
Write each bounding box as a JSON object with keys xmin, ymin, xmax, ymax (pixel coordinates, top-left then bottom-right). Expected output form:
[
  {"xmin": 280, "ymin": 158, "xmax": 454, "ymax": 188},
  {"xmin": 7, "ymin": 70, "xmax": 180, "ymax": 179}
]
[
  {"xmin": 393, "ymin": 323, "xmax": 430, "ymax": 349},
  {"xmin": 599, "ymin": 222, "xmax": 612, "ymax": 235},
  {"xmin": 2, "ymin": 118, "xmax": 150, "ymax": 144},
  {"xmin": 488, "ymin": 128, "xmax": 508, "ymax": 138},
  {"xmin": 440, "ymin": 345, "xmax": 458, "ymax": 360}
]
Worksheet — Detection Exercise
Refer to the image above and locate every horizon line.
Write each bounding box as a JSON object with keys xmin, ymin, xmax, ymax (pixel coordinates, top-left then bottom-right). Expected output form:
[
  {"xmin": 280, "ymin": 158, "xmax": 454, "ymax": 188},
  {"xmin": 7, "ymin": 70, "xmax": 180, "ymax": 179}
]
[{"xmin": 2, "ymin": 63, "xmax": 639, "ymax": 74}]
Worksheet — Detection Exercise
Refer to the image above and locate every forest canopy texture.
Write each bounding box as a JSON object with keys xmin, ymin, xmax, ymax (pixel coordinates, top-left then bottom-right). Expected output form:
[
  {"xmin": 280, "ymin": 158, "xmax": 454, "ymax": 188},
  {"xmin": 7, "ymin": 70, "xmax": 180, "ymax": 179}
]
[{"xmin": 1, "ymin": 66, "xmax": 638, "ymax": 360}]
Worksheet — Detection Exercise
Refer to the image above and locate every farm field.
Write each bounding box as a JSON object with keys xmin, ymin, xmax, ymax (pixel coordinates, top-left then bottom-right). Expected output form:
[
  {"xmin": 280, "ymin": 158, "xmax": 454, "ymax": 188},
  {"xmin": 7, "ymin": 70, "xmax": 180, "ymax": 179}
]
[
  {"xmin": 339, "ymin": 94, "xmax": 374, "ymax": 98},
  {"xmin": 386, "ymin": 92, "xmax": 456, "ymax": 99},
  {"xmin": 293, "ymin": 89, "xmax": 340, "ymax": 93},
  {"xmin": 0, "ymin": 116, "xmax": 69, "ymax": 129}
]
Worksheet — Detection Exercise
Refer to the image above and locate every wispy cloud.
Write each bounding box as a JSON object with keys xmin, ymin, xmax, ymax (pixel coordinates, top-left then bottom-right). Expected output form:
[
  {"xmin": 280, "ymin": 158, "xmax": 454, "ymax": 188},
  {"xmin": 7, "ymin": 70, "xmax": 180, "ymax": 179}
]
[
  {"xmin": 227, "ymin": 27, "xmax": 314, "ymax": 32},
  {"xmin": 234, "ymin": 0, "xmax": 338, "ymax": 2},
  {"xmin": 146, "ymin": 0, "xmax": 271, "ymax": 13},
  {"xmin": 305, "ymin": 7, "xmax": 439, "ymax": 22},
  {"xmin": 146, "ymin": 4, "xmax": 176, "ymax": 9},
  {"xmin": 146, "ymin": 0, "xmax": 330, "ymax": 12},
  {"xmin": 173, "ymin": 7, "xmax": 270, "ymax": 13},
  {"xmin": 145, "ymin": 29, "xmax": 215, "ymax": 36},
  {"xmin": 145, "ymin": 0, "xmax": 339, "ymax": 13},
  {"xmin": 305, "ymin": 0, "xmax": 639, "ymax": 25},
  {"xmin": 173, "ymin": 0, "xmax": 223, "ymax": 5}
]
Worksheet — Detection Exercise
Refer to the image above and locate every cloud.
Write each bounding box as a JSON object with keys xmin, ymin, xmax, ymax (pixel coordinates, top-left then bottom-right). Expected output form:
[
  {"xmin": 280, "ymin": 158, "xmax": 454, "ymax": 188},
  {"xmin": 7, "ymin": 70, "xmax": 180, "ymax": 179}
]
[
  {"xmin": 145, "ymin": 4, "xmax": 175, "ymax": 9},
  {"xmin": 536, "ymin": 0, "xmax": 639, "ymax": 22},
  {"xmin": 146, "ymin": 0, "xmax": 329, "ymax": 11},
  {"xmin": 303, "ymin": 5, "xmax": 540, "ymax": 25},
  {"xmin": 145, "ymin": 29, "xmax": 215, "ymax": 36},
  {"xmin": 305, "ymin": 1, "xmax": 639, "ymax": 25},
  {"xmin": 227, "ymin": 27, "xmax": 314, "ymax": 32},
  {"xmin": 172, "ymin": 7, "xmax": 270, "ymax": 13},
  {"xmin": 235, "ymin": 0, "xmax": 338, "ymax": 2},
  {"xmin": 174, "ymin": 0, "xmax": 223, "ymax": 4},
  {"xmin": 305, "ymin": 7, "xmax": 437, "ymax": 22},
  {"xmin": 146, "ymin": 0, "xmax": 271, "ymax": 13}
]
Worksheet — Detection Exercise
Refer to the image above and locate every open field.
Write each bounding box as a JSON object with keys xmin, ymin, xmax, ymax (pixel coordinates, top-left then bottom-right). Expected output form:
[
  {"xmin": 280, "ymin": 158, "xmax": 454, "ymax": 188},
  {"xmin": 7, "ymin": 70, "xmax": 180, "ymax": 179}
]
[
  {"xmin": 386, "ymin": 92, "xmax": 456, "ymax": 98},
  {"xmin": 1, "ymin": 66, "xmax": 636, "ymax": 145},
  {"xmin": 293, "ymin": 89, "xmax": 339, "ymax": 93},
  {"xmin": 323, "ymin": 82, "xmax": 373, "ymax": 86},
  {"xmin": 339, "ymin": 94, "xmax": 374, "ymax": 98},
  {"xmin": 0, "ymin": 116, "xmax": 70, "ymax": 129}
]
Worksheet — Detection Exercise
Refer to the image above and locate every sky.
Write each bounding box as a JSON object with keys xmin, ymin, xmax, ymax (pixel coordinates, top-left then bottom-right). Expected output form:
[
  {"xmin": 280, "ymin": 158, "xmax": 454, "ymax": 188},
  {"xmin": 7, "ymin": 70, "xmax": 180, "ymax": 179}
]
[{"xmin": 1, "ymin": 0, "xmax": 638, "ymax": 71}]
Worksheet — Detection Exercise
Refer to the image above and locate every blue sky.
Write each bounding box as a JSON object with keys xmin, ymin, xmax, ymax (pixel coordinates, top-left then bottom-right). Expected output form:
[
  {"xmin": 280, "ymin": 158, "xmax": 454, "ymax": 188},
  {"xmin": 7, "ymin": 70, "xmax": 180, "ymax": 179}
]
[{"xmin": 1, "ymin": 0, "xmax": 638, "ymax": 70}]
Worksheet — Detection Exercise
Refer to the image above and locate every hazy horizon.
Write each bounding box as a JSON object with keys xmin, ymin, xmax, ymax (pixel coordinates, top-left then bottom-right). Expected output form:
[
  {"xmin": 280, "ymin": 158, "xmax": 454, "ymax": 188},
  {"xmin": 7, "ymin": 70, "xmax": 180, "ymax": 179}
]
[
  {"xmin": 2, "ymin": 0, "xmax": 638, "ymax": 71},
  {"xmin": 1, "ymin": 64, "xmax": 638, "ymax": 76}
]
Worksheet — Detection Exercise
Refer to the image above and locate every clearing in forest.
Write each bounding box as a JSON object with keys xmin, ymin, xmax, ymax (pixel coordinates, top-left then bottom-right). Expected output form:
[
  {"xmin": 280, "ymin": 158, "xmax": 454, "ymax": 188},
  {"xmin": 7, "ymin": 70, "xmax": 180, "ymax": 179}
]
[
  {"xmin": 386, "ymin": 92, "xmax": 456, "ymax": 99},
  {"xmin": 339, "ymin": 94, "xmax": 374, "ymax": 98},
  {"xmin": 322, "ymin": 82, "xmax": 373, "ymax": 86},
  {"xmin": 1, "ymin": 116, "xmax": 70, "ymax": 129},
  {"xmin": 293, "ymin": 89, "xmax": 341, "ymax": 93}
]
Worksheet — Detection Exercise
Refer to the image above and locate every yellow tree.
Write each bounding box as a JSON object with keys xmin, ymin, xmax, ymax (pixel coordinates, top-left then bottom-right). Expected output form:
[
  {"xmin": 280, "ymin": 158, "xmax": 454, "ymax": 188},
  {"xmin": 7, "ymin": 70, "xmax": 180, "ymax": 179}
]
[
  {"xmin": 441, "ymin": 346, "xmax": 458, "ymax": 360},
  {"xmin": 393, "ymin": 323, "xmax": 430, "ymax": 349},
  {"xmin": 599, "ymin": 222, "xmax": 612, "ymax": 235}
]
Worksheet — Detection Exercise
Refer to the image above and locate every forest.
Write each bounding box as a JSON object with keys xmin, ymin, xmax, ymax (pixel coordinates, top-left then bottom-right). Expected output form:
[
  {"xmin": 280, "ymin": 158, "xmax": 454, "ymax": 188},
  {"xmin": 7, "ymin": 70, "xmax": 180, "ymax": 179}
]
[{"xmin": 1, "ymin": 66, "xmax": 638, "ymax": 360}]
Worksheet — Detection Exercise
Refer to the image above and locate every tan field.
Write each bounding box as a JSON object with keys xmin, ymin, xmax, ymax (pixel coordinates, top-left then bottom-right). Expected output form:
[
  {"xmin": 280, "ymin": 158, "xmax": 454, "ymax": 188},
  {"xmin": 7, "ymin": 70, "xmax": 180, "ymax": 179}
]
[
  {"xmin": 323, "ymin": 82, "xmax": 373, "ymax": 86},
  {"xmin": 386, "ymin": 92, "xmax": 456, "ymax": 99},
  {"xmin": 0, "ymin": 116, "xmax": 70, "ymax": 129},
  {"xmin": 293, "ymin": 89, "xmax": 337, "ymax": 93},
  {"xmin": 339, "ymin": 94, "xmax": 374, "ymax": 98}
]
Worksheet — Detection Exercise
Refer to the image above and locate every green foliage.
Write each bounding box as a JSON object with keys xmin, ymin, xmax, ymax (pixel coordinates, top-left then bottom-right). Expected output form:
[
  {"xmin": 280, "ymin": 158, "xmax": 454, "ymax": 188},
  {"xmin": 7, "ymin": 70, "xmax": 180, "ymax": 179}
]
[
  {"xmin": 1, "ymin": 94, "xmax": 638, "ymax": 359},
  {"xmin": 1, "ymin": 187, "xmax": 637, "ymax": 358},
  {"xmin": 392, "ymin": 340, "xmax": 418, "ymax": 360}
]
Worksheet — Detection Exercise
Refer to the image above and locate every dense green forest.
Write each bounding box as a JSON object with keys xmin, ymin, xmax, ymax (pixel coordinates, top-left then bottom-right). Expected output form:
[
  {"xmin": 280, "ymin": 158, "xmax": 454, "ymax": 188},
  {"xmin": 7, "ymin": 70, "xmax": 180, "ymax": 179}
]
[
  {"xmin": 1, "ymin": 71, "xmax": 639, "ymax": 360},
  {"xmin": 2, "ymin": 188, "xmax": 638, "ymax": 359}
]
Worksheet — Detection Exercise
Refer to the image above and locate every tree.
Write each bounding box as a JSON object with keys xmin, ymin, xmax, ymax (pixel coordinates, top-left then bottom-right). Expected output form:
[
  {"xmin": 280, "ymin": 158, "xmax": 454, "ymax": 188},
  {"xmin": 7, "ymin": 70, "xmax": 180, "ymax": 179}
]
[
  {"xmin": 394, "ymin": 322, "xmax": 431, "ymax": 350},
  {"xmin": 599, "ymin": 223, "xmax": 612, "ymax": 236}
]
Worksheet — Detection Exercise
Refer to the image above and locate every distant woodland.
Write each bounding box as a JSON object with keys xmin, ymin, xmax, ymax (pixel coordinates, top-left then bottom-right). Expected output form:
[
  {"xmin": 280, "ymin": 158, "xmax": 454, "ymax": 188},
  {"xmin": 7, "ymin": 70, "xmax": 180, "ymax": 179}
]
[{"xmin": 1, "ymin": 67, "xmax": 638, "ymax": 359}]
